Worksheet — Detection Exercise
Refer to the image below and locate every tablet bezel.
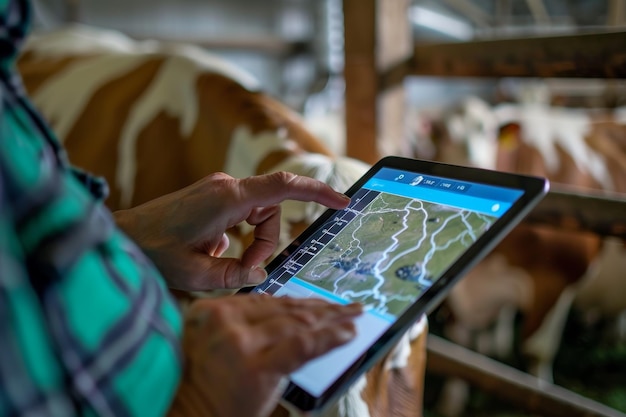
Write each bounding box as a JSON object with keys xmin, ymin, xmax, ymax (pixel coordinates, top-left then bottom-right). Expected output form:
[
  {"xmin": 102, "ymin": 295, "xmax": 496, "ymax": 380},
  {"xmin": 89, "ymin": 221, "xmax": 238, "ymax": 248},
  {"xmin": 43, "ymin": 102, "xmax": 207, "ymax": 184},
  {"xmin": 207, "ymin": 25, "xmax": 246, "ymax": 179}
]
[{"xmin": 239, "ymin": 156, "xmax": 549, "ymax": 414}]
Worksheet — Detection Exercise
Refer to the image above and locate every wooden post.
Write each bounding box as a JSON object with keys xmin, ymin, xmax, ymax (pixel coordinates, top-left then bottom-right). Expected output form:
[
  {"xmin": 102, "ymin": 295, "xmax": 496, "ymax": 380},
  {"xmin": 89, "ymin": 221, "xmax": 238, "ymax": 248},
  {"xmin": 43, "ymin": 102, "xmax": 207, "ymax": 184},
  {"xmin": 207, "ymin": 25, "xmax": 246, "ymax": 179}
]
[
  {"xmin": 377, "ymin": 0, "xmax": 413, "ymax": 159},
  {"xmin": 608, "ymin": 0, "xmax": 626, "ymax": 26},
  {"xmin": 343, "ymin": 0, "xmax": 377, "ymax": 164},
  {"xmin": 343, "ymin": 0, "xmax": 412, "ymax": 164}
]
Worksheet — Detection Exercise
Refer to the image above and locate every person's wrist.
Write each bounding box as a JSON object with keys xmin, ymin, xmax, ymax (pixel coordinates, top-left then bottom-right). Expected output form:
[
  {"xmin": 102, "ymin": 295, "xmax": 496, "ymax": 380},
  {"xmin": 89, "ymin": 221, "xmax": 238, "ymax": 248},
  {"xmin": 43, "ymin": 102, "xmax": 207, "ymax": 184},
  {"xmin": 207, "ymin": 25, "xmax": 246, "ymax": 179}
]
[
  {"xmin": 113, "ymin": 208, "xmax": 136, "ymax": 238},
  {"xmin": 113, "ymin": 208, "xmax": 166, "ymax": 275},
  {"xmin": 167, "ymin": 358, "xmax": 218, "ymax": 417}
]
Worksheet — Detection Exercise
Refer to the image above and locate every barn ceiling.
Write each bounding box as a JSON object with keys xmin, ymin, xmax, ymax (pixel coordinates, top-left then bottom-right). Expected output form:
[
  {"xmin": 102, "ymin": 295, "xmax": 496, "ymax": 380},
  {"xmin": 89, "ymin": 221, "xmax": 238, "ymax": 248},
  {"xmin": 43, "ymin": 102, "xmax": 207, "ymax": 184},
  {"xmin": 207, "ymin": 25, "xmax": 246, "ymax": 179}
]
[
  {"xmin": 411, "ymin": 0, "xmax": 626, "ymax": 41},
  {"xmin": 33, "ymin": 1, "xmax": 626, "ymax": 43}
]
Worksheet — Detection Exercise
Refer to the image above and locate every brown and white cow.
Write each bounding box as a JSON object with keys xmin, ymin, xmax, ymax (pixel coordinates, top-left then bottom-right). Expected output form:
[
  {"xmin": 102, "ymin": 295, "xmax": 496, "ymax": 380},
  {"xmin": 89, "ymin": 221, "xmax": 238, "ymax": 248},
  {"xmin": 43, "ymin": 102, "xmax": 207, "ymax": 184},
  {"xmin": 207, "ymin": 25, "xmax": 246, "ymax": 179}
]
[
  {"xmin": 18, "ymin": 25, "xmax": 427, "ymax": 417},
  {"xmin": 426, "ymin": 95, "xmax": 626, "ymax": 416},
  {"xmin": 493, "ymin": 110, "xmax": 626, "ymax": 376}
]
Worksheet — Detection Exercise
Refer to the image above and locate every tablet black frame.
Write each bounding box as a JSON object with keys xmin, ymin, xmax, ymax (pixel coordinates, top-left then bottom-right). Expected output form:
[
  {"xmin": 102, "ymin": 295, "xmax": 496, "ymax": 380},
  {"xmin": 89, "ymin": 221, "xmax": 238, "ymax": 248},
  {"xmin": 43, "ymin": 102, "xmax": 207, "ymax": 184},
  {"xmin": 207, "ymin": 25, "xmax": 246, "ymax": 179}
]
[{"xmin": 239, "ymin": 156, "xmax": 549, "ymax": 415}]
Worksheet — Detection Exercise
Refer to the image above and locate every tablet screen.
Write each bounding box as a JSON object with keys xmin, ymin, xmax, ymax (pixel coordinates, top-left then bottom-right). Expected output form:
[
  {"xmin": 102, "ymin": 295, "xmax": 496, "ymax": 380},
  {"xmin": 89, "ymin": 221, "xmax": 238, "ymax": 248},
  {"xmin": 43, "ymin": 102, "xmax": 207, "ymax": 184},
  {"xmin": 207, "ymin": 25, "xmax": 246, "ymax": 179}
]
[{"xmin": 251, "ymin": 165, "xmax": 526, "ymax": 397}]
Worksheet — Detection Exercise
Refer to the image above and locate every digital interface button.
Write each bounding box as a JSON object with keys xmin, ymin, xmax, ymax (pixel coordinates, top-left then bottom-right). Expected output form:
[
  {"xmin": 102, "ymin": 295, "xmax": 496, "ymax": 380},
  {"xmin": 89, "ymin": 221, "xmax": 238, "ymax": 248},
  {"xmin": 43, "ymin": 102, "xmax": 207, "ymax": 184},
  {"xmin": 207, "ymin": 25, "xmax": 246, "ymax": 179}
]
[
  {"xmin": 421, "ymin": 177, "xmax": 439, "ymax": 187},
  {"xmin": 437, "ymin": 181, "xmax": 455, "ymax": 190},
  {"xmin": 453, "ymin": 183, "xmax": 471, "ymax": 193}
]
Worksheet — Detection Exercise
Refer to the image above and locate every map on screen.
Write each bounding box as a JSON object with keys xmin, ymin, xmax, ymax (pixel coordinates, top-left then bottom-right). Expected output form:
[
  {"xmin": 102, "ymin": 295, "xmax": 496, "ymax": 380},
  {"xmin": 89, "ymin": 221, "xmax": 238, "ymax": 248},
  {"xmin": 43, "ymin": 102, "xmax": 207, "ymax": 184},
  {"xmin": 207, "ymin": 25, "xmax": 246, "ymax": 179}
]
[{"xmin": 295, "ymin": 191, "xmax": 496, "ymax": 318}]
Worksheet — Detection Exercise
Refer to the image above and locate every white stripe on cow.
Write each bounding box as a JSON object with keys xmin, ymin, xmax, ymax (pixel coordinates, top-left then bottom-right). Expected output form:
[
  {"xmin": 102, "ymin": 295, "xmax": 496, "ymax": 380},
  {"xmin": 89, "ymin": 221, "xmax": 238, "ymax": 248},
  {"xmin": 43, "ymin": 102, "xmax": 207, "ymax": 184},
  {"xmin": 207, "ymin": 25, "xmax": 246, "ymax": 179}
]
[
  {"xmin": 224, "ymin": 126, "xmax": 299, "ymax": 179},
  {"xmin": 25, "ymin": 25, "xmax": 262, "ymax": 207},
  {"xmin": 29, "ymin": 54, "xmax": 147, "ymax": 142},
  {"xmin": 117, "ymin": 54, "xmax": 202, "ymax": 207}
]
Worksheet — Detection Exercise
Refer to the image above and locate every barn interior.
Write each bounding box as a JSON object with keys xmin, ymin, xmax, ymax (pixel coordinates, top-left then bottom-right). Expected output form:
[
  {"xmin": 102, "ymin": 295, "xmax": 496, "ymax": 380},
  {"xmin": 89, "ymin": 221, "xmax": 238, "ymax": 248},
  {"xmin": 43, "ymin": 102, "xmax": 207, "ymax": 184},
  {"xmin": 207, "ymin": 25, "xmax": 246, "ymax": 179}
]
[{"xmin": 23, "ymin": 0, "xmax": 626, "ymax": 416}]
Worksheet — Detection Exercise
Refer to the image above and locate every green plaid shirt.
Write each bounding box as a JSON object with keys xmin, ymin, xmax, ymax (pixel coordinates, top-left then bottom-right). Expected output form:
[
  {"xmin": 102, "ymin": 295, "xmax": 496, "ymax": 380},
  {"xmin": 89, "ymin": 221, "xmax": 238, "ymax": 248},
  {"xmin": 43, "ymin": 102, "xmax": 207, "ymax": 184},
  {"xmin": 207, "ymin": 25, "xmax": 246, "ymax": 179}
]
[{"xmin": 0, "ymin": 0, "xmax": 183, "ymax": 415}]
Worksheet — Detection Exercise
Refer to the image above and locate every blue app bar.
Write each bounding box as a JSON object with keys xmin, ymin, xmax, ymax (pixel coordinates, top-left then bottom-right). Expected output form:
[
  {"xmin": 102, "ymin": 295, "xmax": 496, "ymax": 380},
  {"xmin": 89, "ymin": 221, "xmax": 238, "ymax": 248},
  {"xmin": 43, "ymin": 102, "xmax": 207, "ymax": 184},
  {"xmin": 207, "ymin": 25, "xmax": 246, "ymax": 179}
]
[
  {"xmin": 374, "ymin": 167, "xmax": 523, "ymax": 203},
  {"xmin": 364, "ymin": 177, "xmax": 518, "ymax": 216}
]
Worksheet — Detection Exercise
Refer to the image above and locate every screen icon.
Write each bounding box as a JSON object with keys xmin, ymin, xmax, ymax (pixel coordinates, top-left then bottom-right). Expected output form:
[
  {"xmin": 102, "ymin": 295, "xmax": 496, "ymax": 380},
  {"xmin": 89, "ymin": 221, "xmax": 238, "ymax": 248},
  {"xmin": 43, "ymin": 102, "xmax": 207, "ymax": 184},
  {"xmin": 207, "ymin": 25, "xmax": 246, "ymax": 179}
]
[
  {"xmin": 422, "ymin": 178, "xmax": 439, "ymax": 187},
  {"xmin": 454, "ymin": 183, "xmax": 471, "ymax": 192},
  {"xmin": 410, "ymin": 175, "xmax": 424, "ymax": 186},
  {"xmin": 491, "ymin": 203, "xmax": 500, "ymax": 212},
  {"xmin": 394, "ymin": 174, "xmax": 405, "ymax": 181}
]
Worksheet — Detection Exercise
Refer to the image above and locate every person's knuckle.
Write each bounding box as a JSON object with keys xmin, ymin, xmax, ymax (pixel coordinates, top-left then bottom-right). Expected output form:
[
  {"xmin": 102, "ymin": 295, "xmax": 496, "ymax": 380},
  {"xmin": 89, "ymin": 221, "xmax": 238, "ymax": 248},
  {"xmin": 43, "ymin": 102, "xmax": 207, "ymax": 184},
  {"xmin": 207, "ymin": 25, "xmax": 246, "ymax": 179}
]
[
  {"xmin": 209, "ymin": 302, "xmax": 234, "ymax": 324},
  {"xmin": 206, "ymin": 171, "xmax": 233, "ymax": 181},
  {"xmin": 290, "ymin": 310, "xmax": 317, "ymax": 326},
  {"xmin": 214, "ymin": 260, "xmax": 244, "ymax": 289},
  {"xmin": 273, "ymin": 171, "xmax": 297, "ymax": 185},
  {"xmin": 223, "ymin": 326, "xmax": 249, "ymax": 352},
  {"xmin": 290, "ymin": 332, "xmax": 316, "ymax": 359},
  {"xmin": 187, "ymin": 298, "xmax": 212, "ymax": 316}
]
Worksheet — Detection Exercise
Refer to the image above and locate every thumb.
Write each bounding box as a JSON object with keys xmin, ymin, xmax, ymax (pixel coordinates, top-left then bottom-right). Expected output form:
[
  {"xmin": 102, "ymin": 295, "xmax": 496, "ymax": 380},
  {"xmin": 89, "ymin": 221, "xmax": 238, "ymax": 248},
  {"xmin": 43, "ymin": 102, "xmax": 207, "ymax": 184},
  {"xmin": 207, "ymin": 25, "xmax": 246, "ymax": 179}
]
[{"xmin": 197, "ymin": 256, "xmax": 268, "ymax": 289}]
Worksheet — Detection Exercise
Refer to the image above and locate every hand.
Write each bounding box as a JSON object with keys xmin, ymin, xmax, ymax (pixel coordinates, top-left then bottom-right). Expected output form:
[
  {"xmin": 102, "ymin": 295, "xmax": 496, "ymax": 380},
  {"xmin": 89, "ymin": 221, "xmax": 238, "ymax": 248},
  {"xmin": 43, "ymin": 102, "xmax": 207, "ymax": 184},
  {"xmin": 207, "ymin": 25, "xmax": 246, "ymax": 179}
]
[
  {"xmin": 168, "ymin": 295, "xmax": 362, "ymax": 417},
  {"xmin": 114, "ymin": 171, "xmax": 350, "ymax": 291}
]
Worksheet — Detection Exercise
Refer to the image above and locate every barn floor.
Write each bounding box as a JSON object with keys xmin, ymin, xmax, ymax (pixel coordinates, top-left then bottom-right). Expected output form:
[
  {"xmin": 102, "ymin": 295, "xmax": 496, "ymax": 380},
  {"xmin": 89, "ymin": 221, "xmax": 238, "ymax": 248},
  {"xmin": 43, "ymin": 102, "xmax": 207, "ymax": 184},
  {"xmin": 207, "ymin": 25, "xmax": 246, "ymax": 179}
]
[{"xmin": 424, "ymin": 307, "xmax": 626, "ymax": 416}]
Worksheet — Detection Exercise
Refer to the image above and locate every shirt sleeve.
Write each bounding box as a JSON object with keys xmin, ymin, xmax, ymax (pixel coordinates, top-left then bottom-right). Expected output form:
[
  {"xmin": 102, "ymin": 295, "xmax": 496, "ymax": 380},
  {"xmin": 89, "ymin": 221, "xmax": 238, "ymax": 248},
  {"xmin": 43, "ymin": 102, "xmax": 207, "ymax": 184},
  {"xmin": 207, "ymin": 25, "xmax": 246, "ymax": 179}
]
[
  {"xmin": 70, "ymin": 166, "xmax": 110, "ymax": 202},
  {"xmin": 1, "ymin": 76, "xmax": 183, "ymax": 417}
]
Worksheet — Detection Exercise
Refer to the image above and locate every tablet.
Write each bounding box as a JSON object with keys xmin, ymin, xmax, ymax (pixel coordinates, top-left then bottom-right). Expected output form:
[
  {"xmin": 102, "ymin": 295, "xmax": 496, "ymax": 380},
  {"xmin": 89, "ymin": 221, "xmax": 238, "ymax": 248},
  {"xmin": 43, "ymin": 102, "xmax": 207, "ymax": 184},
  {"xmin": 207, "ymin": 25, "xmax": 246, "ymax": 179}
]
[{"xmin": 240, "ymin": 156, "xmax": 549, "ymax": 415}]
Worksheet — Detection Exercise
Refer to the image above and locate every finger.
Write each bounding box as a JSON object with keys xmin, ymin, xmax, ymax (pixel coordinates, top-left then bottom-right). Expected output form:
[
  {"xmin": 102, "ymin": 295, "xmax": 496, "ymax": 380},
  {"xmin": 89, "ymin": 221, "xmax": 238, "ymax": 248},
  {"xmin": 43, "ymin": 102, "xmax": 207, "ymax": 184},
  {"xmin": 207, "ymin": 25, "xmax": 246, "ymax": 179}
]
[
  {"xmin": 188, "ymin": 295, "xmax": 362, "ymax": 326},
  {"xmin": 243, "ymin": 298, "xmax": 362, "ymax": 326},
  {"xmin": 244, "ymin": 305, "xmax": 361, "ymax": 350},
  {"xmin": 238, "ymin": 172, "xmax": 351, "ymax": 212},
  {"xmin": 190, "ymin": 256, "xmax": 265, "ymax": 289},
  {"xmin": 241, "ymin": 205, "xmax": 281, "ymax": 269},
  {"xmin": 260, "ymin": 320, "xmax": 358, "ymax": 375}
]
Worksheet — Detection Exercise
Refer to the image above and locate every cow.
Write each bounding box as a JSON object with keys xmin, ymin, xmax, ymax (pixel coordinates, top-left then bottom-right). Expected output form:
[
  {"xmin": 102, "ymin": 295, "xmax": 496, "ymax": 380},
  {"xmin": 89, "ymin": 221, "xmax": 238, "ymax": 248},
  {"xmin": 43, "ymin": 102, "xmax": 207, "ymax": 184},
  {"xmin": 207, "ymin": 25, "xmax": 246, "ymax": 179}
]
[
  {"xmin": 17, "ymin": 25, "xmax": 428, "ymax": 417},
  {"xmin": 424, "ymin": 95, "xmax": 626, "ymax": 416}
]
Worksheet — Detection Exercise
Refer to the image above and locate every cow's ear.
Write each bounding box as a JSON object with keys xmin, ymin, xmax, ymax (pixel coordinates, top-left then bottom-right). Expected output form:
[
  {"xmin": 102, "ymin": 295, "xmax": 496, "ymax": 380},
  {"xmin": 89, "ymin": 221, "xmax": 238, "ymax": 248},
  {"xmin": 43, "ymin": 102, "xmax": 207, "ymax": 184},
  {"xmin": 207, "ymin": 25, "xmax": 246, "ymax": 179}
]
[{"xmin": 498, "ymin": 122, "xmax": 521, "ymax": 149}]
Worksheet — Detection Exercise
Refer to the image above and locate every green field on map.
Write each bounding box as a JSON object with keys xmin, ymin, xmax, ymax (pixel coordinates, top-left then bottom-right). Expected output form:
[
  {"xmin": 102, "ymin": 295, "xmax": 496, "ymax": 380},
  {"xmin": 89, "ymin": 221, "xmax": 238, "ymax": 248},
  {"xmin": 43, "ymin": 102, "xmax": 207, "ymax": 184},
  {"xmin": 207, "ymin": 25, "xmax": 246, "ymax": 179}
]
[{"xmin": 296, "ymin": 193, "xmax": 497, "ymax": 317}]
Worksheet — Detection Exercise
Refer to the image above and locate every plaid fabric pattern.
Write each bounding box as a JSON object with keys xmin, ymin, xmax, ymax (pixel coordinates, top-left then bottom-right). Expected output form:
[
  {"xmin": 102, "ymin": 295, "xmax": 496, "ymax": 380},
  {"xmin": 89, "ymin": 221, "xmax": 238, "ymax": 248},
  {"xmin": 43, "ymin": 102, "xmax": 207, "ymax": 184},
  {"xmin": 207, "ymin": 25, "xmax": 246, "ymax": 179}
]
[{"xmin": 0, "ymin": 1, "xmax": 183, "ymax": 416}]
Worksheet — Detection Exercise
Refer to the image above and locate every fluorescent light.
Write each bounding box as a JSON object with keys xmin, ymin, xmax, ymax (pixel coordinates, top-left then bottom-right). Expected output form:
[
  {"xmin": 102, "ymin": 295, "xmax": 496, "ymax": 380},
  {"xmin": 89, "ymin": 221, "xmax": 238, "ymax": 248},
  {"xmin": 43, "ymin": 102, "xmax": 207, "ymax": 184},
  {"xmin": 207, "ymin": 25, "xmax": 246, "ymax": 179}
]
[{"xmin": 409, "ymin": 6, "xmax": 473, "ymax": 40}]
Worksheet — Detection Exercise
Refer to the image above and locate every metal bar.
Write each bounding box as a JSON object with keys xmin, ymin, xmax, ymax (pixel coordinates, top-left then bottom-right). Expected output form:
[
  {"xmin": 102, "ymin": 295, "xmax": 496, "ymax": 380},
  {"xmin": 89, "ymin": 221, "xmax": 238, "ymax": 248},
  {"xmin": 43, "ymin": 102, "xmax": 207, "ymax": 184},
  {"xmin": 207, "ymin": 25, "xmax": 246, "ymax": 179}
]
[
  {"xmin": 427, "ymin": 334, "xmax": 626, "ymax": 417},
  {"xmin": 495, "ymin": 0, "xmax": 512, "ymax": 27},
  {"xmin": 525, "ymin": 0, "xmax": 551, "ymax": 25},
  {"xmin": 524, "ymin": 187, "xmax": 626, "ymax": 239},
  {"xmin": 125, "ymin": 32, "xmax": 307, "ymax": 56},
  {"xmin": 441, "ymin": 0, "xmax": 491, "ymax": 28}
]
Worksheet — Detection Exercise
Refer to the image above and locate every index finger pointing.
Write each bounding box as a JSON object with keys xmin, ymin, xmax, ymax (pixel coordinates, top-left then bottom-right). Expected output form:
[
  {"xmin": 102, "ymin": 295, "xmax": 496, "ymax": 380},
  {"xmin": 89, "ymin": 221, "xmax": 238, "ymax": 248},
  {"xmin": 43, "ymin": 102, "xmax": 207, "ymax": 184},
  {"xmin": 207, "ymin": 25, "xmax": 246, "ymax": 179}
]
[{"xmin": 238, "ymin": 172, "xmax": 351, "ymax": 211}]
